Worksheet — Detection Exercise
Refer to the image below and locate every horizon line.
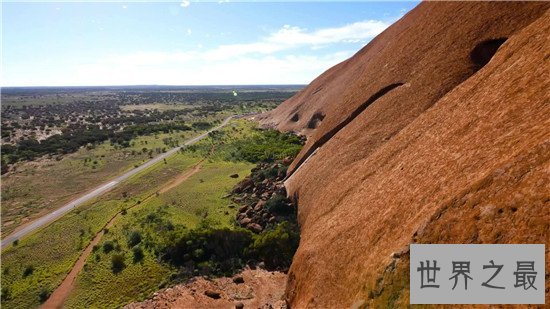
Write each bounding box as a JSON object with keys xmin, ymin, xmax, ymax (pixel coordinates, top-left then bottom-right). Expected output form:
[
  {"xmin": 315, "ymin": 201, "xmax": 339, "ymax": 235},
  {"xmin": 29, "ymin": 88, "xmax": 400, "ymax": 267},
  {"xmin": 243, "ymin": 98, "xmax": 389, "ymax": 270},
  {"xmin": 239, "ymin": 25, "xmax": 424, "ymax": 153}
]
[{"xmin": 1, "ymin": 84, "xmax": 307, "ymax": 88}]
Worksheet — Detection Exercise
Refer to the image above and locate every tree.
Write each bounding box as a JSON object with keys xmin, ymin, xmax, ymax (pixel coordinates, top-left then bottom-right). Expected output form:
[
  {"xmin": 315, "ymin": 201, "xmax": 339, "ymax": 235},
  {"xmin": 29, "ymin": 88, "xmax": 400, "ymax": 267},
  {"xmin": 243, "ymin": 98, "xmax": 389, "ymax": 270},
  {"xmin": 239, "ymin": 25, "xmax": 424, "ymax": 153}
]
[
  {"xmin": 111, "ymin": 254, "xmax": 126, "ymax": 274},
  {"xmin": 132, "ymin": 246, "xmax": 144, "ymax": 263},
  {"xmin": 103, "ymin": 241, "xmax": 115, "ymax": 253},
  {"xmin": 127, "ymin": 231, "xmax": 142, "ymax": 247}
]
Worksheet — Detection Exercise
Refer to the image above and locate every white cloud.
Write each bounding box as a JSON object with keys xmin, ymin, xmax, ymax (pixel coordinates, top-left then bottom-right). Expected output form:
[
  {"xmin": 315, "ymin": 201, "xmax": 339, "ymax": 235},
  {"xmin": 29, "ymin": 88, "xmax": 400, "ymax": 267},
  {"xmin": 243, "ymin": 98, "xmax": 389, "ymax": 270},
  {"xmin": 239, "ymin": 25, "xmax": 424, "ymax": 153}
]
[
  {"xmin": 180, "ymin": 0, "xmax": 190, "ymax": 8},
  {"xmin": 8, "ymin": 19, "xmax": 391, "ymax": 86},
  {"xmin": 186, "ymin": 28, "xmax": 192, "ymax": 35},
  {"xmin": 269, "ymin": 20, "xmax": 388, "ymax": 46},
  {"xmin": 202, "ymin": 19, "xmax": 390, "ymax": 60}
]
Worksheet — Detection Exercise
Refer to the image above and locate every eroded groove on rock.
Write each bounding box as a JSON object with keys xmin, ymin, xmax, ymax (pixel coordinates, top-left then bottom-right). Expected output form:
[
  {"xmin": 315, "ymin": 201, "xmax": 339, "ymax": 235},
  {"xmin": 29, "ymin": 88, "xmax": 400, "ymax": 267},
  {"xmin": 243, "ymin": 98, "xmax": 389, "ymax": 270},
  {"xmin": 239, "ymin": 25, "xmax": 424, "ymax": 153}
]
[
  {"xmin": 287, "ymin": 82, "xmax": 405, "ymax": 179},
  {"xmin": 311, "ymin": 87, "xmax": 323, "ymax": 95}
]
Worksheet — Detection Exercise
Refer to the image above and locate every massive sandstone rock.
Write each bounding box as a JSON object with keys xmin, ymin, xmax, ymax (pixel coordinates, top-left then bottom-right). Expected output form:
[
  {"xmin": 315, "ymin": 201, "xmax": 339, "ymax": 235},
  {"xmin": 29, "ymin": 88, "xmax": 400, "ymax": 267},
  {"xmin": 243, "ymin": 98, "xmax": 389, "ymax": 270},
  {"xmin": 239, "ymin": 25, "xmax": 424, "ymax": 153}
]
[{"xmin": 258, "ymin": 2, "xmax": 549, "ymax": 307}]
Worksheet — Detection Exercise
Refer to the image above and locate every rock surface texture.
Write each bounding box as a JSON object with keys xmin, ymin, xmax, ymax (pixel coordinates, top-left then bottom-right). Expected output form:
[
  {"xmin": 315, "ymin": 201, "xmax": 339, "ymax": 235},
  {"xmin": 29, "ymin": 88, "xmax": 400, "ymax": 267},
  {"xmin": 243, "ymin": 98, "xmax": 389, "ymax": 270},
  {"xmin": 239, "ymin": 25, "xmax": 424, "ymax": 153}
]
[{"xmin": 258, "ymin": 2, "xmax": 550, "ymax": 308}]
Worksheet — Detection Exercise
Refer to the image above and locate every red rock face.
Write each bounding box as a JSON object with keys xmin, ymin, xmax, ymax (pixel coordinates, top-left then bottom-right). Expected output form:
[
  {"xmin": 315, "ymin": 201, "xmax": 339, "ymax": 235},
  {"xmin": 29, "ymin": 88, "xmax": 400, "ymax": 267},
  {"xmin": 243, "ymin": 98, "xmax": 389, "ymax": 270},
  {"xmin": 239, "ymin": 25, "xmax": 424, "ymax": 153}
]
[{"xmin": 259, "ymin": 2, "xmax": 550, "ymax": 308}]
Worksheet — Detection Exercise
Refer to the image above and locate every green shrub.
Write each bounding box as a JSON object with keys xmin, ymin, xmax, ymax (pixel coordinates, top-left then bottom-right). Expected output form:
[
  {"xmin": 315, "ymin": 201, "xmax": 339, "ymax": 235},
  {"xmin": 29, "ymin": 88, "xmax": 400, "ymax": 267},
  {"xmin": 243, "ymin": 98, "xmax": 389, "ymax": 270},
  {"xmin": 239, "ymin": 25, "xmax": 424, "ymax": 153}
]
[
  {"xmin": 249, "ymin": 222, "xmax": 299, "ymax": 269},
  {"xmin": 181, "ymin": 125, "xmax": 303, "ymax": 163},
  {"xmin": 38, "ymin": 287, "xmax": 50, "ymax": 303},
  {"xmin": 265, "ymin": 194, "xmax": 293, "ymax": 215},
  {"xmin": 160, "ymin": 222, "xmax": 299, "ymax": 276},
  {"xmin": 192, "ymin": 122, "xmax": 212, "ymax": 130},
  {"xmin": 160, "ymin": 227, "xmax": 254, "ymax": 276},
  {"xmin": 111, "ymin": 254, "xmax": 126, "ymax": 274},
  {"xmin": 1, "ymin": 286, "xmax": 11, "ymax": 301},
  {"xmin": 224, "ymin": 129, "xmax": 303, "ymax": 163},
  {"xmin": 127, "ymin": 230, "xmax": 142, "ymax": 247},
  {"xmin": 132, "ymin": 246, "xmax": 144, "ymax": 263},
  {"xmin": 102, "ymin": 241, "xmax": 115, "ymax": 253},
  {"xmin": 22, "ymin": 265, "xmax": 34, "ymax": 278}
]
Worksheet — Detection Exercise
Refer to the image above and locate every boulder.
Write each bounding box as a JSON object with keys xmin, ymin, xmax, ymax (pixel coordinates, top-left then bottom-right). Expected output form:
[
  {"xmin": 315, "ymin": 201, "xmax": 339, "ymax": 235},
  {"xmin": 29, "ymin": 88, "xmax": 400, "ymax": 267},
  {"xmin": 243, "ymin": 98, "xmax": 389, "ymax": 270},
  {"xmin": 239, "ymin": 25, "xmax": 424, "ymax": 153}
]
[
  {"xmin": 253, "ymin": 200, "xmax": 266, "ymax": 211},
  {"xmin": 239, "ymin": 217, "xmax": 252, "ymax": 226},
  {"xmin": 247, "ymin": 223, "xmax": 263, "ymax": 233},
  {"xmin": 204, "ymin": 290, "xmax": 221, "ymax": 299}
]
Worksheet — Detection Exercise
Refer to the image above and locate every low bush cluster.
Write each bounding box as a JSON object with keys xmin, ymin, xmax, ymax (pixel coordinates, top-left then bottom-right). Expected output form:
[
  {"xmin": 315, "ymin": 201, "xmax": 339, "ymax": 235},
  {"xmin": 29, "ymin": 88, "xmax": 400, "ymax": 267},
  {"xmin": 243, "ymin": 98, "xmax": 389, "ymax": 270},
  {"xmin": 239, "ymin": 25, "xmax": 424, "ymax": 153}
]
[
  {"xmin": 227, "ymin": 129, "xmax": 303, "ymax": 163},
  {"xmin": 264, "ymin": 194, "xmax": 293, "ymax": 216},
  {"xmin": 186, "ymin": 126, "xmax": 303, "ymax": 164},
  {"xmin": 159, "ymin": 221, "xmax": 299, "ymax": 277},
  {"xmin": 109, "ymin": 205, "xmax": 299, "ymax": 278}
]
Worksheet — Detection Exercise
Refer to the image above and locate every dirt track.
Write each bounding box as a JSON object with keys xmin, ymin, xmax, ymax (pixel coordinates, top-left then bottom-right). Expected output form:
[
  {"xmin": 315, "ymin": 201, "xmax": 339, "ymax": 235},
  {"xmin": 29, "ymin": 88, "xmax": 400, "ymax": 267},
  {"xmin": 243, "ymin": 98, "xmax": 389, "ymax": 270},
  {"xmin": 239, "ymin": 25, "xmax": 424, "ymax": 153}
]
[
  {"xmin": 41, "ymin": 215, "xmax": 117, "ymax": 309},
  {"xmin": 41, "ymin": 162, "xmax": 204, "ymax": 309}
]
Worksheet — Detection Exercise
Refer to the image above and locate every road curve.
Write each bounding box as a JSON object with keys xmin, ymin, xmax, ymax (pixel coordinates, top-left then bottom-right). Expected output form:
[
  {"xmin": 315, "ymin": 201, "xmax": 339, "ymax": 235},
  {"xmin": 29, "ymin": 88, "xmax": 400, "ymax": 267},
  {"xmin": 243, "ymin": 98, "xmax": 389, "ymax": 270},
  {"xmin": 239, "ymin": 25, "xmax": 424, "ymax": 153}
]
[{"xmin": 1, "ymin": 115, "xmax": 239, "ymax": 250}]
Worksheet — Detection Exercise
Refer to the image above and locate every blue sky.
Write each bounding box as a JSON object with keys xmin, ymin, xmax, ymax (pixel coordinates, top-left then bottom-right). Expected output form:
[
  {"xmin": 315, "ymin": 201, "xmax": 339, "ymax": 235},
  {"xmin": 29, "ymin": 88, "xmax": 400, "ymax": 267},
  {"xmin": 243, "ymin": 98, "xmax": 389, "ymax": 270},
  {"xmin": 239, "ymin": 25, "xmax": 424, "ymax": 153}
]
[{"xmin": 2, "ymin": 1, "xmax": 418, "ymax": 86}]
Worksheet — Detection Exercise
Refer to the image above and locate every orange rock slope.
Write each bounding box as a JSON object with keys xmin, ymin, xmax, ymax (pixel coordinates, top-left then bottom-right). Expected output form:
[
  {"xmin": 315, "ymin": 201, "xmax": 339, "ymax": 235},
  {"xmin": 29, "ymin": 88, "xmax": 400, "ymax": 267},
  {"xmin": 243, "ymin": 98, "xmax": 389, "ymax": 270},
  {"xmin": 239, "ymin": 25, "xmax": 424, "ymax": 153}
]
[{"xmin": 259, "ymin": 2, "xmax": 550, "ymax": 307}]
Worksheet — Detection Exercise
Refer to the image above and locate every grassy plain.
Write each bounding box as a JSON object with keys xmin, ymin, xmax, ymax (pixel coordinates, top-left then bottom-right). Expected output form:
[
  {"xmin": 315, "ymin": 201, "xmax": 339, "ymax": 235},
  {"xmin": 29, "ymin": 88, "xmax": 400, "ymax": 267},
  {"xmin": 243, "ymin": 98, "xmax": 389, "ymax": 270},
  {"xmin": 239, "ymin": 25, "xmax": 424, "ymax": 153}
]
[
  {"xmin": 0, "ymin": 150, "xmax": 201, "ymax": 309},
  {"xmin": 1, "ymin": 119, "xmax": 299, "ymax": 308},
  {"xmin": 63, "ymin": 121, "xmax": 258, "ymax": 308},
  {"xmin": 0, "ymin": 92, "xmax": 115, "ymax": 107},
  {"xmin": 64, "ymin": 161, "xmax": 253, "ymax": 308},
  {"xmin": 120, "ymin": 103, "xmax": 199, "ymax": 111},
  {"xmin": 63, "ymin": 119, "xmax": 299, "ymax": 308},
  {"xmin": 0, "ymin": 120, "xmax": 257, "ymax": 308},
  {"xmin": 1, "ymin": 129, "xmax": 198, "ymax": 236},
  {"xmin": 0, "ymin": 111, "xmax": 232, "ymax": 236}
]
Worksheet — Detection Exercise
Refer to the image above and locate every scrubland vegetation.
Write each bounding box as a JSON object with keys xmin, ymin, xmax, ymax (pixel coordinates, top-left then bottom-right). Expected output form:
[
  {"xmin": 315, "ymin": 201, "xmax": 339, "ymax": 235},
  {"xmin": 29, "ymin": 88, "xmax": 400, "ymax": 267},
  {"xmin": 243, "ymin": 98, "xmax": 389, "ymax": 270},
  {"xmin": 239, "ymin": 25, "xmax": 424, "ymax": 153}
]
[
  {"xmin": 1, "ymin": 86, "xmax": 298, "ymax": 234},
  {"xmin": 186, "ymin": 120, "xmax": 304, "ymax": 163},
  {"xmin": 64, "ymin": 120, "xmax": 302, "ymax": 308},
  {"xmin": 1, "ymin": 86, "xmax": 298, "ymax": 170},
  {"xmin": 1, "ymin": 130, "xmax": 199, "ymax": 235},
  {"xmin": 1, "ymin": 105, "xmax": 303, "ymax": 309}
]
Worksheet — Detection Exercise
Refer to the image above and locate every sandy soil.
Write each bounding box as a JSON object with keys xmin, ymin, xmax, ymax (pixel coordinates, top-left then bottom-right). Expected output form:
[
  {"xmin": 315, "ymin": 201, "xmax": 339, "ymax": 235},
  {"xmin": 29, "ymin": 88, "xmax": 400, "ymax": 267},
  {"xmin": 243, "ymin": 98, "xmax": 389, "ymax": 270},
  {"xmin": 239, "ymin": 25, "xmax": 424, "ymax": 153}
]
[{"xmin": 125, "ymin": 268, "xmax": 288, "ymax": 309}]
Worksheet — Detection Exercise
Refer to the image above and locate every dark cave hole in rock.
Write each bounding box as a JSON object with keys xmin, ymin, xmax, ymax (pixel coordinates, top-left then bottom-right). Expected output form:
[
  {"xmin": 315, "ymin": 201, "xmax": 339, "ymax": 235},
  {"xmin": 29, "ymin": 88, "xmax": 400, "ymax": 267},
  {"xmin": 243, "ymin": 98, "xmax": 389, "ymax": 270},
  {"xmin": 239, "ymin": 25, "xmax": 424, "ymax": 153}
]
[
  {"xmin": 470, "ymin": 38, "xmax": 507, "ymax": 72},
  {"xmin": 290, "ymin": 113, "xmax": 300, "ymax": 122},
  {"xmin": 307, "ymin": 112, "xmax": 325, "ymax": 129}
]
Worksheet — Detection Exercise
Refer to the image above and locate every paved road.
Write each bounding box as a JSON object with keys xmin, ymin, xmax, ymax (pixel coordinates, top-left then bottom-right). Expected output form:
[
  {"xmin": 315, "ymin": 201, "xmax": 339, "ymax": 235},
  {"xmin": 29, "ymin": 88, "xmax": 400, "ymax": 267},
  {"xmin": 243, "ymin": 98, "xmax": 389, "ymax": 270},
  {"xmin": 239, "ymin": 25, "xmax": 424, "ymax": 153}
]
[{"xmin": 1, "ymin": 115, "xmax": 239, "ymax": 249}]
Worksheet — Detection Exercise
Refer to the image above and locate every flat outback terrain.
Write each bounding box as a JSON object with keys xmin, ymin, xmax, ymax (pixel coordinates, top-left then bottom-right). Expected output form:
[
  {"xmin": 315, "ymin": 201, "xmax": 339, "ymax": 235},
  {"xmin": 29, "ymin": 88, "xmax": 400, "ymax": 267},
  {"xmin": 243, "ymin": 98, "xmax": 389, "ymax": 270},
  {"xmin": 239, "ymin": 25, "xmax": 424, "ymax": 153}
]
[{"xmin": 1, "ymin": 86, "xmax": 304, "ymax": 308}]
